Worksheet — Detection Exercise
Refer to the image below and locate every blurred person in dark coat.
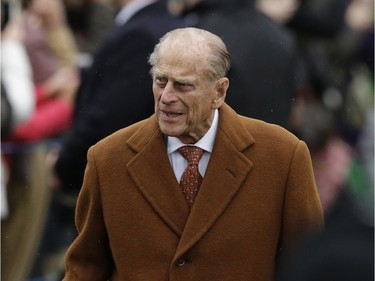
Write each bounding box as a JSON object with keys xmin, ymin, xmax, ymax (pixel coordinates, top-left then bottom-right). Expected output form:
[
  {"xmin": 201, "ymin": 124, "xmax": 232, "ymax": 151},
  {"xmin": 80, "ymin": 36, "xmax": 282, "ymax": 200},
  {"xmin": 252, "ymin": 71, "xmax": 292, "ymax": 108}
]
[
  {"xmin": 173, "ymin": 0, "xmax": 299, "ymax": 128},
  {"xmin": 54, "ymin": 0, "xmax": 185, "ymax": 194},
  {"xmin": 63, "ymin": 0, "xmax": 116, "ymax": 69}
]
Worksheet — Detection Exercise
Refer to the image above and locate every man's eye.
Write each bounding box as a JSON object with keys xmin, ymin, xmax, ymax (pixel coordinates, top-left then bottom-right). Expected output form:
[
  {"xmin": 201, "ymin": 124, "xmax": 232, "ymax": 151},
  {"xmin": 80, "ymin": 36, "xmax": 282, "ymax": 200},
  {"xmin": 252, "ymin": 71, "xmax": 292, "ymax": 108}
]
[
  {"xmin": 177, "ymin": 83, "xmax": 194, "ymax": 91},
  {"xmin": 155, "ymin": 78, "xmax": 167, "ymax": 87}
]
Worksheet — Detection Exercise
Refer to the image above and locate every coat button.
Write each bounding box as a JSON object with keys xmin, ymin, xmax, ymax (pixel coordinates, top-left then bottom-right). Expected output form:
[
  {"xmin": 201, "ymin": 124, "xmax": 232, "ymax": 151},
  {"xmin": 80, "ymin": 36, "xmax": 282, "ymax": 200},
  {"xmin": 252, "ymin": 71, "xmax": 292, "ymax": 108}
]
[{"xmin": 175, "ymin": 258, "xmax": 186, "ymax": 267}]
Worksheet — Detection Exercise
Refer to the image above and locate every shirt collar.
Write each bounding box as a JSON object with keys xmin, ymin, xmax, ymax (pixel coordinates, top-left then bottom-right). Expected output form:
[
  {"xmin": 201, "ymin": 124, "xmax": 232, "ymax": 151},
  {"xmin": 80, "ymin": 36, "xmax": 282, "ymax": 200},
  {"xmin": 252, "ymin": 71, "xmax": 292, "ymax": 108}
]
[
  {"xmin": 115, "ymin": 0, "xmax": 157, "ymax": 26},
  {"xmin": 167, "ymin": 109, "xmax": 219, "ymax": 154}
]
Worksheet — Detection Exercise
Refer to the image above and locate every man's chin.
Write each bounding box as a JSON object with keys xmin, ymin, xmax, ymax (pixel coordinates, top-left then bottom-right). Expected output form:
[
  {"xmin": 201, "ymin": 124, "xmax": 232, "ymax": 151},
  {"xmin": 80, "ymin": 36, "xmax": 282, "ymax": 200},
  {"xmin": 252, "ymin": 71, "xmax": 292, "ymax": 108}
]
[{"xmin": 159, "ymin": 123, "xmax": 180, "ymax": 137}]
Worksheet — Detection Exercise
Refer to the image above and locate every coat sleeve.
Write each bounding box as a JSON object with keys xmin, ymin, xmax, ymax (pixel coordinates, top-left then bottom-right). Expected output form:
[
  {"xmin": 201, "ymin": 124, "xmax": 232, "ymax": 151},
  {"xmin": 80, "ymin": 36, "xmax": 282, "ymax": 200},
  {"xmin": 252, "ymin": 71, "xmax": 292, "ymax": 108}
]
[
  {"xmin": 63, "ymin": 145, "xmax": 114, "ymax": 280},
  {"xmin": 281, "ymin": 140, "xmax": 324, "ymax": 252}
]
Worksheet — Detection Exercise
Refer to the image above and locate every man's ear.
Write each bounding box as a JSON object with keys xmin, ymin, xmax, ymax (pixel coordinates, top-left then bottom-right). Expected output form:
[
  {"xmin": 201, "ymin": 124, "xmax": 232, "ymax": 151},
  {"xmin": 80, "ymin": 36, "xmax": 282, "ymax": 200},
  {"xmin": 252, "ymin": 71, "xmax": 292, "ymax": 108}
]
[{"xmin": 213, "ymin": 77, "xmax": 229, "ymax": 109}]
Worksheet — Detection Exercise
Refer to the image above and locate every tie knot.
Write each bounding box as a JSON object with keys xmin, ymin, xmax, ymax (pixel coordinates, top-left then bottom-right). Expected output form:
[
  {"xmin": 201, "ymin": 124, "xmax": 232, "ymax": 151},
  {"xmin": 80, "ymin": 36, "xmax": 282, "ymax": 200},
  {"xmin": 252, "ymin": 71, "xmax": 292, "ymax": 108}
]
[{"xmin": 178, "ymin": 146, "xmax": 204, "ymax": 165}]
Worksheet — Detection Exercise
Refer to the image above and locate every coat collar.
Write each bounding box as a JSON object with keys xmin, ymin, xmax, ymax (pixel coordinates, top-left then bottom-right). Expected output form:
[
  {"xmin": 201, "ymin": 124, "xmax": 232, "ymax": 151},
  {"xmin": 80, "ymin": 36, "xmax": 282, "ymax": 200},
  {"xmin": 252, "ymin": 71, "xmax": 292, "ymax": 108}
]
[
  {"xmin": 127, "ymin": 103, "xmax": 254, "ymax": 153},
  {"xmin": 126, "ymin": 103, "xmax": 255, "ymax": 257}
]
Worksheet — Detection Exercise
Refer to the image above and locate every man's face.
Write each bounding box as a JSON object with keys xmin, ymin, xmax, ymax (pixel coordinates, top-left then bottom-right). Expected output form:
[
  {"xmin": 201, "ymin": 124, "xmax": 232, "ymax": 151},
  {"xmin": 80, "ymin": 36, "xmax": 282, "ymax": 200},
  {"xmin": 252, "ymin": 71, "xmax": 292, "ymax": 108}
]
[{"xmin": 152, "ymin": 42, "xmax": 226, "ymax": 144}]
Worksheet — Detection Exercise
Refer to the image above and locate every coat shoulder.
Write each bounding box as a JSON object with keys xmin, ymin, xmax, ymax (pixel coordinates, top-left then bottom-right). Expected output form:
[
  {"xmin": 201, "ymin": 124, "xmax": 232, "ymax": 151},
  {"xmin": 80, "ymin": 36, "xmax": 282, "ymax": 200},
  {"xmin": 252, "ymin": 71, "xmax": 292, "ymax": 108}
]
[
  {"xmin": 241, "ymin": 116, "xmax": 299, "ymax": 142},
  {"xmin": 240, "ymin": 116, "xmax": 300, "ymax": 147},
  {"xmin": 93, "ymin": 118, "xmax": 151, "ymax": 153}
]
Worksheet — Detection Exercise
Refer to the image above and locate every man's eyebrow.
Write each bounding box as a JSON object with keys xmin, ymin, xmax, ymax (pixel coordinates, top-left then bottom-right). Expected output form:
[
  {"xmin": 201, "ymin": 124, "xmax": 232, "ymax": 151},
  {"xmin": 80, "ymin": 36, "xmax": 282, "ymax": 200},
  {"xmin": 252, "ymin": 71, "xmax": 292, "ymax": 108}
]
[
  {"xmin": 152, "ymin": 68, "xmax": 164, "ymax": 76},
  {"xmin": 152, "ymin": 70, "xmax": 196, "ymax": 85},
  {"xmin": 175, "ymin": 77, "xmax": 198, "ymax": 85},
  {"xmin": 153, "ymin": 71, "xmax": 163, "ymax": 77},
  {"xmin": 174, "ymin": 79, "xmax": 193, "ymax": 85}
]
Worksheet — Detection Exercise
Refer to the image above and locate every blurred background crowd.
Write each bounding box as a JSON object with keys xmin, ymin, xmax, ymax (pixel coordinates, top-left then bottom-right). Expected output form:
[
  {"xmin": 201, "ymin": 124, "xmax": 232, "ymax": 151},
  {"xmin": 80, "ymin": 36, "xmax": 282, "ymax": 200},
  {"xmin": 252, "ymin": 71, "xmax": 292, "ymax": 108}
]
[{"xmin": 1, "ymin": 0, "xmax": 373, "ymax": 280}]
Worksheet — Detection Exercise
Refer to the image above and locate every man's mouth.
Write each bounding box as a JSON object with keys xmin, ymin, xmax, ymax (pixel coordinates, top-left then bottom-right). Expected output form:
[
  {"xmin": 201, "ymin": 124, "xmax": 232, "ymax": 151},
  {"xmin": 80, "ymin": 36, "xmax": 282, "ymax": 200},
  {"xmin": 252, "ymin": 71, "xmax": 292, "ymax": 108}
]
[{"xmin": 161, "ymin": 110, "xmax": 183, "ymax": 117}]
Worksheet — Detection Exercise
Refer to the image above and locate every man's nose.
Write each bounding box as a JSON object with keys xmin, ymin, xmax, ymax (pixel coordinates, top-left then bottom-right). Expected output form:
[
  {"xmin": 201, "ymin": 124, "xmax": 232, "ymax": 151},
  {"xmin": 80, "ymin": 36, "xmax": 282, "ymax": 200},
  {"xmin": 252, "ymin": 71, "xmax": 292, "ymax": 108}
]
[{"xmin": 160, "ymin": 82, "xmax": 177, "ymax": 103}]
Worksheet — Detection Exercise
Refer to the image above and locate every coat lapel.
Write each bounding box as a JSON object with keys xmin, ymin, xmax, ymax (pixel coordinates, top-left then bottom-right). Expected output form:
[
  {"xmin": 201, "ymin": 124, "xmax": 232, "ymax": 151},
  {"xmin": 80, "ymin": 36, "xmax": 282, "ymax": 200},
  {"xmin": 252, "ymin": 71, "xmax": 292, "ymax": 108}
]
[
  {"xmin": 126, "ymin": 116, "xmax": 190, "ymax": 237},
  {"xmin": 175, "ymin": 104, "xmax": 255, "ymax": 258},
  {"xmin": 126, "ymin": 104, "xmax": 255, "ymax": 257}
]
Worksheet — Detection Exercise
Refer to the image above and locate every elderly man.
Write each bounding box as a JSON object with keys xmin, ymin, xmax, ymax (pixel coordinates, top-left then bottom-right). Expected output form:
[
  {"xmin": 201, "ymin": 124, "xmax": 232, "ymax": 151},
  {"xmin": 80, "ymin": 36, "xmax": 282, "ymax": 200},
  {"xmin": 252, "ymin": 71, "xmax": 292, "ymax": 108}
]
[{"xmin": 63, "ymin": 27, "xmax": 323, "ymax": 281}]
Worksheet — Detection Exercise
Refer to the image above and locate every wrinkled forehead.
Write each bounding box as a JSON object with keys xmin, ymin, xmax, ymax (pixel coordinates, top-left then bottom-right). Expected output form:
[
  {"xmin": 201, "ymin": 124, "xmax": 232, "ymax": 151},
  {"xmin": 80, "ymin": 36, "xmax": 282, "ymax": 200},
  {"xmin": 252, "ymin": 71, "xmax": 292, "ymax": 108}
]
[
  {"xmin": 158, "ymin": 35, "xmax": 210, "ymax": 65},
  {"xmin": 154, "ymin": 42, "xmax": 209, "ymax": 81}
]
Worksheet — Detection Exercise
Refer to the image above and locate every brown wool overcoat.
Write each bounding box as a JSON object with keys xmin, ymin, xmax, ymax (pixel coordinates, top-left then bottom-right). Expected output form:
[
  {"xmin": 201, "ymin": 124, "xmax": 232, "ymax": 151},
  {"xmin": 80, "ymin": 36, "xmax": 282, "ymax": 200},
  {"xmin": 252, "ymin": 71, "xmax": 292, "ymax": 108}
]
[{"xmin": 63, "ymin": 103, "xmax": 324, "ymax": 281}]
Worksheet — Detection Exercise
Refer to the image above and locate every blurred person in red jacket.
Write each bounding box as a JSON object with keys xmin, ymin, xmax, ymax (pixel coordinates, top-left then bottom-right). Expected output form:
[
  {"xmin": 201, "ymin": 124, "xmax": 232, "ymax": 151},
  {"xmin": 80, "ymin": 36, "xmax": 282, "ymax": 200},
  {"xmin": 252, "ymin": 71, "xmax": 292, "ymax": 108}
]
[{"xmin": 5, "ymin": 0, "xmax": 80, "ymax": 143}]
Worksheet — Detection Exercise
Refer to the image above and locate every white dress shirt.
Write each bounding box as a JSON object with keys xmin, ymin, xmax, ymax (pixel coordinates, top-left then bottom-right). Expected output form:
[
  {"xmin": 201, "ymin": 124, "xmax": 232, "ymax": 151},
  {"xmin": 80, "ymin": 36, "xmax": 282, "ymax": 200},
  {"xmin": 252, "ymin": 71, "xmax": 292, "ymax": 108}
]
[{"xmin": 167, "ymin": 109, "xmax": 219, "ymax": 182}]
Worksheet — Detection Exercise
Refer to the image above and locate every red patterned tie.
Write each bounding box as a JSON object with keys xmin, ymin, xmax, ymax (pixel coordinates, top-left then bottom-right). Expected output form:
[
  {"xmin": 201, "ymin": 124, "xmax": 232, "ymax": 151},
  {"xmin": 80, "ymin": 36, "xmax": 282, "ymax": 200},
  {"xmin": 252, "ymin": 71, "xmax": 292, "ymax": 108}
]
[{"xmin": 178, "ymin": 146, "xmax": 205, "ymax": 209}]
